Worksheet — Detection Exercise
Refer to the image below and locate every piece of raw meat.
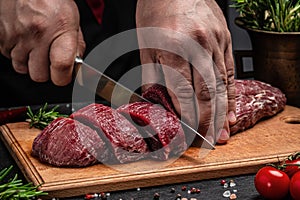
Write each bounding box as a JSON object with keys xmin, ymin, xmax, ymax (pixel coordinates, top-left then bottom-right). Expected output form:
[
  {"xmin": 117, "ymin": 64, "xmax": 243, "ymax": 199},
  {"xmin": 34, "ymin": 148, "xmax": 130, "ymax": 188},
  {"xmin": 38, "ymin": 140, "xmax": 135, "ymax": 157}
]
[
  {"xmin": 117, "ymin": 102, "xmax": 187, "ymax": 160},
  {"xmin": 230, "ymin": 79, "xmax": 286, "ymax": 134},
  {"xmin": 142, "ymin": 84, "xmax": 177, "ymax": 115},
  {"xmin": 32, "ymin": 117, "xmax": 109, "ymax": 167},
  {"xmin": 142, "ymin": 80, "xmax": 286, "ymax": 135},
  {"xmin": 70, "ymin": 103, "xmax": 149, "ymax": 164}
]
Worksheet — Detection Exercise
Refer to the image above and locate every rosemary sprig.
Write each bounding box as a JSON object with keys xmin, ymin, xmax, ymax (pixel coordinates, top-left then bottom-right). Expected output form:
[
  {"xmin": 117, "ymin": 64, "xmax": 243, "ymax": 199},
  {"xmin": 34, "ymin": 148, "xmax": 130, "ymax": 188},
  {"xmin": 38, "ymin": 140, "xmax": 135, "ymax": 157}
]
[
  {"xmin": 26, "ymin": 103, "xmax": 68, "ymax": 130},
  {"xmin": 0, "ymin": 166, "xmax": 48, "ymax": 200}
]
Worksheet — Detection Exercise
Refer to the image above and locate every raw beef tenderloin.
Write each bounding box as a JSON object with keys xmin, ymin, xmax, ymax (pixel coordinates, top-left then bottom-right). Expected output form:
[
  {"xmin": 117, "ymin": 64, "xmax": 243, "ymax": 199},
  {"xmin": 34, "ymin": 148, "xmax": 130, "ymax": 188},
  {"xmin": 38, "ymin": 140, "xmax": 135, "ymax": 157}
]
[
  {"xmin": 142, "ymin": 80, "xmax": 286, "ymax": 135},
  {"xmin": 70, "ymin": 103, "xmax": 149, "ymax": 163},
  {"xmin": 231, "ymin": 79, "xmax": 286, "ymax": 134},
  {"xmin": 117, "ymin": 102, "xmax": 187, "ymax": 160},
  {"xmin": 32, "ymin": 117, "xmax": 109, "ymax": 167}
]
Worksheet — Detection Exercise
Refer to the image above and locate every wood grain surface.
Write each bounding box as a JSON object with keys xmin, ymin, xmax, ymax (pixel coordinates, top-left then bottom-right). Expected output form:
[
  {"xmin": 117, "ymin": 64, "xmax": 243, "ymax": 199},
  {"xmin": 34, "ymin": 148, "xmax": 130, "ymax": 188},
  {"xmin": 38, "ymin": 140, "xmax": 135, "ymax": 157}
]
[{"xmin": 1, "ymin": 106, "xmax": 300, "ymax": 198}]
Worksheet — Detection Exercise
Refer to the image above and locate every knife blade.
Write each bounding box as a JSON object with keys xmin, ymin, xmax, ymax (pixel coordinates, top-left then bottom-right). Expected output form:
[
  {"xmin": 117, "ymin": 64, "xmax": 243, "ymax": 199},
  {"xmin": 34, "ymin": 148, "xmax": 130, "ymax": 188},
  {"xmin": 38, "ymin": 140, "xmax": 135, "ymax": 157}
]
[{"xmin": 74, "ymin": 56, "xmax": 215, "ymax": 150}]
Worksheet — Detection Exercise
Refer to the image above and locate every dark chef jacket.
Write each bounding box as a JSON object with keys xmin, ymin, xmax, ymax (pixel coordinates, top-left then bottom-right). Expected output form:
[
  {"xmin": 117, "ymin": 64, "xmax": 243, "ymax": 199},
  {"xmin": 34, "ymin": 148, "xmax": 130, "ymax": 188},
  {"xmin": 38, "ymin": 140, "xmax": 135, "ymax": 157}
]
[{"xmin": 0, "ymin": 0, "xmax": 140, "ymax": 108}]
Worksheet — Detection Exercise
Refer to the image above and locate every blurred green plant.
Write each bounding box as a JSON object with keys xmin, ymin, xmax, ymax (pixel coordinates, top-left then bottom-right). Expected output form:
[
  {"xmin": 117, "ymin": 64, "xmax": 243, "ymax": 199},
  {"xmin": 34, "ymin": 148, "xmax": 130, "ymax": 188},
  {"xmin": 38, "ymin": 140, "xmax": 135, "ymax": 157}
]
[
  {"xmin": 231, "ymin": 0, "xmax": 300, "ymax": 32},
  {"xmin": 0, "ymin": 166, "xmax": 47, "ymax": 199}
]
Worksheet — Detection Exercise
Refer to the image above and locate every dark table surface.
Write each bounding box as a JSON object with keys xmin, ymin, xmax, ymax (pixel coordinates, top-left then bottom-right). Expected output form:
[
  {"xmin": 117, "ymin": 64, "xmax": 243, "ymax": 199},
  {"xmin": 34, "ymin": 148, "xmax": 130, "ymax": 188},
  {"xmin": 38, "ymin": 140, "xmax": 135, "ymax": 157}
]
[{"xmin": 1, "ymin": 137, "xmax": 268, "ymax": 200}]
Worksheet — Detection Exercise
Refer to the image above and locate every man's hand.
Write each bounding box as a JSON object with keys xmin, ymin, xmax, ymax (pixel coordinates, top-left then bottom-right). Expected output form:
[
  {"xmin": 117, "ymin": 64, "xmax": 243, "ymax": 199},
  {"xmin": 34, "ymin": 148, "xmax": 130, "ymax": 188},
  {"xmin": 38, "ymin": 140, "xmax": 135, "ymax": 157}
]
[
  {"xmin": 136, "ymin": 0, "xmax": 236, "ymax": 144},
  {"xmin": 0, "ymin": 0, "xmax": 85, "ymax": 86}
]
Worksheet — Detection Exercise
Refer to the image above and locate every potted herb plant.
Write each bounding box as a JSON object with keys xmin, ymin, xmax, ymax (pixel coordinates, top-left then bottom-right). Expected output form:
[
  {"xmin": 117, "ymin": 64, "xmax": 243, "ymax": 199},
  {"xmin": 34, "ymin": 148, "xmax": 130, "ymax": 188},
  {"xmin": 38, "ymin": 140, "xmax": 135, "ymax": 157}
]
[{"xmin": 231, "ymin": 0, "xmax": 300, "ymax": 107}]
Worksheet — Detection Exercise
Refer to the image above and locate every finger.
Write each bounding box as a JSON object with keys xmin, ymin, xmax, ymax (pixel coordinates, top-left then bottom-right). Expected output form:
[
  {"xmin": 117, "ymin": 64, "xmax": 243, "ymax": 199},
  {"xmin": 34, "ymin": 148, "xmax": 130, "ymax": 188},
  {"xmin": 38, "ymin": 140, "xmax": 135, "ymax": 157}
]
[
  {"xmin": 212, "ymin": 48, "xmax": 230, "ymax": 144},
  {"xmin": 49, "ymin": 31, "xmax": 77, "ymax": 86},
  {"xmin": 192, "ymin": 53, "xmax": 217, "ymax": 145},
  {"xmin": 76, "ymin": 27, "xmax": 86, "ymax": 58},
  {"xmin": 225, "ymin": 44, "xmax": 236, "ymax": 125},
  {"xmin": 158, "ymin": 51, "xmax": 196, "ymax": 124},
  {"xmin": 28, "ymin": 43, "xmax": 50, "ymax": 82},
  {"xmin": 10, "ymin": 42, "xmax": 30, "ymax": 74},
  {"xmin": 140, "ymin": 48, "xmax": 163, "ymax": 91}
]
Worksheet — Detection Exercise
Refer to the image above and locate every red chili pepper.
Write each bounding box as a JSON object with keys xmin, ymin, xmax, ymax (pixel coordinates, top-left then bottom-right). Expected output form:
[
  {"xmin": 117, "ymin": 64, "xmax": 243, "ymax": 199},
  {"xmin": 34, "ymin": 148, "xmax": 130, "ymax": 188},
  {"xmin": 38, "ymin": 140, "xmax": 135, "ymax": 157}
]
[{"xmin": 85, "ymin": 194, "xmax": 96, "ymax": 199}]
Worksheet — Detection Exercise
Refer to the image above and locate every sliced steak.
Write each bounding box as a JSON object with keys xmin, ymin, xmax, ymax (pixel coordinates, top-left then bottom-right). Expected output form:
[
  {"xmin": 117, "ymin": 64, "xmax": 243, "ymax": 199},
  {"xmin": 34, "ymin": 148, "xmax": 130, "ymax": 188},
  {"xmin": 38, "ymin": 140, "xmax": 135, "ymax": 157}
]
[
  {"xmin": 70, "ymin": 103, "xmax": 149, "ymax": 163},
  {"xmin": 231, "ymin": 79, "xmax": 286, "ymax": 134},
  {"xmin": 142, "ymin": 84, "xmax": 176, "ymax": 115},
  {"xmin": 117, "ymin": 102, "xmax": 187, "ymax": 160},
  {"xmin": 32, "ymin": 117, "xmax": 108, "ymax": 167}
]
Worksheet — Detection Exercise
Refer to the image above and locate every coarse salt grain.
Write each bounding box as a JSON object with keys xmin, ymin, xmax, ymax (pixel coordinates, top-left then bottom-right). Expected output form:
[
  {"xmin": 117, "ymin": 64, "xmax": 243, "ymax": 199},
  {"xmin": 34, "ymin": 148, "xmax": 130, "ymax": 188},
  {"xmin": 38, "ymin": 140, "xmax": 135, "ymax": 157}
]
[{"xmin": 223, "ymin": 190, "xmax": 231, "ymax": 198}]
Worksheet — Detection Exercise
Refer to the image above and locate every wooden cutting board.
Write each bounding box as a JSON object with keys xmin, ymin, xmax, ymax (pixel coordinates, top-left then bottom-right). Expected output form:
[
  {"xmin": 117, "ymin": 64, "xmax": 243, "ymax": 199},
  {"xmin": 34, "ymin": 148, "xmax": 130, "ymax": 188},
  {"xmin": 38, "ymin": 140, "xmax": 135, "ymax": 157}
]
[{"xmin": 1, "ymin": 105, "xmax": 300, "ymax": 199}]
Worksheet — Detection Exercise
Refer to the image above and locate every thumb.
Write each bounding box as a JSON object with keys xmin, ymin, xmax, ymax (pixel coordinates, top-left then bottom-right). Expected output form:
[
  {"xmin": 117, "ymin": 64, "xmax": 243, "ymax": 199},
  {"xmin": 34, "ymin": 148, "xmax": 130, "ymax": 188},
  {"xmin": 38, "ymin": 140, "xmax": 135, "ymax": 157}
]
[{"xmin": 76, "ymin": 27, "xmax": 86, "ymax": 58}]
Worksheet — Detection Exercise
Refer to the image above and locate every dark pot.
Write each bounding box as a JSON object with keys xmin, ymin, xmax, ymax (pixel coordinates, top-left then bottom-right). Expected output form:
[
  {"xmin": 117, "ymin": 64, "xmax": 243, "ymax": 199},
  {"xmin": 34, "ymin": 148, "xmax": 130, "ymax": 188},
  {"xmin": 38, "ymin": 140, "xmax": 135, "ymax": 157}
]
[{"xmin": 235, "ymin": 18, "xmax": 300, "ymax": 107}]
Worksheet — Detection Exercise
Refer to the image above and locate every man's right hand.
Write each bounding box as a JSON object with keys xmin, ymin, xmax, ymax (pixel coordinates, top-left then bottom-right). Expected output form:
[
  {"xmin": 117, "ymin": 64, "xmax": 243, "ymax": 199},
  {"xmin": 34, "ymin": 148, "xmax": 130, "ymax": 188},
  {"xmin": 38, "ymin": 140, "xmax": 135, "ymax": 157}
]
[{"xmin": 0, "ymin": 0, "xmax": 86, "ymax": 86}]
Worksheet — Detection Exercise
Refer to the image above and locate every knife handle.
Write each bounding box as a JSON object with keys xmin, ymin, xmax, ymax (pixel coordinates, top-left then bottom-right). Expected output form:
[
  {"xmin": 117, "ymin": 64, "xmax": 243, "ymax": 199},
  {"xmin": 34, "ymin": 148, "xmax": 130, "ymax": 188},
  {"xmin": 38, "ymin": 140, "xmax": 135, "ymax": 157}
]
[{"xmin": 0, "ymin": 107, "xmax": 28, "ymax": 125}]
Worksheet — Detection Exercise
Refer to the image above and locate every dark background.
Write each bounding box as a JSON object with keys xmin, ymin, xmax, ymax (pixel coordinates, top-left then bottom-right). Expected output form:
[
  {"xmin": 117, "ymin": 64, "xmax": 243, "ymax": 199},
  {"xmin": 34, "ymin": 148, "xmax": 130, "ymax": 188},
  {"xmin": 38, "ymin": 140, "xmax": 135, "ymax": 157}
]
[{"xmin": 0, "ymin": 1, "xmax": 283, "ymax": 200}]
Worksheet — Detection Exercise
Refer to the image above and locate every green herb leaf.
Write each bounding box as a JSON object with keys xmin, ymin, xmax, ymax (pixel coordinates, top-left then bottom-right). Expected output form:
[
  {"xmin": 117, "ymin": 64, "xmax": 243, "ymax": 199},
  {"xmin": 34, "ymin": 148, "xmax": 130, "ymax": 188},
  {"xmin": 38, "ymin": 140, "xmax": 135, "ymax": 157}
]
[
  {"xmin": 0, "ymin": 166, "xmax": 48, "ymax": 199},
  {"xmin": 231, "ymin": 0, "xmax": 300, "ymax": 32},
  {"xmin": 26, "ymin": 103, "xmax": 68, "ymax": 130}
]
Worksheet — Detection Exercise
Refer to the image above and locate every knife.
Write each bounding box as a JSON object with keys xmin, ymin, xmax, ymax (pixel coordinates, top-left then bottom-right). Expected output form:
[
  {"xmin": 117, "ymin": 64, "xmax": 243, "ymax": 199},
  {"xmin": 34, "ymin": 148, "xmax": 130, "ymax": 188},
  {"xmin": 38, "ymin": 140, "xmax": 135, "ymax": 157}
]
[{"xmin": 74, "ymin": 56, "xmax": 215, "ymax": 150}]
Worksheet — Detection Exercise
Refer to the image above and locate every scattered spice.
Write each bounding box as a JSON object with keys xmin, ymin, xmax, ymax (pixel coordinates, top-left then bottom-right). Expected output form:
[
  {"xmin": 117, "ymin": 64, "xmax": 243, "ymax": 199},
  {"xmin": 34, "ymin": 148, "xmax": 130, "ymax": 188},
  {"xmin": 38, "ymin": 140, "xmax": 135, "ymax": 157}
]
[
  {"xmin": 153, "ymin": 192, "xmax": 160, "ymax": 199},
  {"xmin": 229, "ymin": 180, "xmax": 236, "ymax": 187},
  {"xmin": 100, "ymin": 192, "xmax": 107, "ymax": 200},
  {"xmin": 230, "ymin": 193, "xmax": 237, "ymax": 199},
  {"xmin": 223, "ymin": 182, "xmax": 229, "ymax": 188},
  {"xmin": 220, "ymin": 179, "xmax": 227, "ymax": 185},
  {"xmin": 85, "ymin": 194, "xmax": 96, "ymax": 199},
  {"xmin": 176, "ymin": 193, "xmax": 182, "ymax": 199},
  {"xmin": 190, "ymin": 187, "xmax": 197, "ymax": 194},
  {"xmin": 223, "ymin": 190, "xmax": 231, "ymax": 198},
  {"xmin": 181, "ymin": 186, "xmax": 187, "ymax": 191}
]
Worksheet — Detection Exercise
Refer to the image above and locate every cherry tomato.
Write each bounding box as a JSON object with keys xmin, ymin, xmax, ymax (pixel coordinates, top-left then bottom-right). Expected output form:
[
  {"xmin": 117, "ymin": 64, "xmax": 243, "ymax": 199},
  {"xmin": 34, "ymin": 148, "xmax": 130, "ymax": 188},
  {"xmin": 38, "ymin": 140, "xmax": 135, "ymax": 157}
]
[
  {"xmin": 254, "ymin": 166, "xmax": 290, "ymax": 200},
  {"xmin": 290, "ymin": 171, "xmax": 300, "ymax": 200},
  {"xmin": 284, "ymin": 158, "xmax": 300, "ymax": 178}
]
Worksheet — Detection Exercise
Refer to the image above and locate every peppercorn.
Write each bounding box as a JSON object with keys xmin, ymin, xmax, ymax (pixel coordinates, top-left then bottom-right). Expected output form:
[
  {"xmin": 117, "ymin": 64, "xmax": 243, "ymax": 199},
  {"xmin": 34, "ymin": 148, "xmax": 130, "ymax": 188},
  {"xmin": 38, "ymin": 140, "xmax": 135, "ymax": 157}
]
[
  {"xmin": 220, "ymin": 179, "xmax": 227, "ymax": 185},
  {"xmin": 190, "ymin": 187, "xmax": 197, "ymax": 194},
  {"xmin": 176, "ymin": 193, "xmax": 182, "ymax": 199},
  {"xmin": 100, "ymin": 192, "xmax": 107, "ymax": 200},
  {"xmin": 170, "ymin": 188, "xmax": 176, "ymax": 193},
  {"xmin": 153, "ymin": 192, "xmax": 160, "ymax": 200},
  {"xmin": 181, "ymin": 186, "xmax": 187, "ymax": 191}
]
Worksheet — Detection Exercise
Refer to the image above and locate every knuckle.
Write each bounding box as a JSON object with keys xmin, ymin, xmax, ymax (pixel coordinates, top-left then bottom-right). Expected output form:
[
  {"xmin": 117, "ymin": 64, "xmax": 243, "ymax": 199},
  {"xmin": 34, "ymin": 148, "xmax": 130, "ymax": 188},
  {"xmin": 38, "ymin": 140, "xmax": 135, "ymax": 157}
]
[
  {"xmin": 216, "ymin": 74, "xmax": 227, "ymax": 92},
  {"xmin": 227, "ymin": 67, "xmax": 235, "ymax": 81},
  {"xmin": 51, "ymin": 58, "xmax": 72, "ymax": 72},
  {"xmin": 28, "ymin": 16, "xmax": 48, "ymax": 38},
  {"xmin": 197, "ymin": 82, "xmax": 215, "ymax": 101},
  {"xmin": 174, "ymin": 83, "xmax": 195, "ymax": 100},
  {"xmin": 196, "ymin": 29, "xmax": 210, "ymax": 49}
]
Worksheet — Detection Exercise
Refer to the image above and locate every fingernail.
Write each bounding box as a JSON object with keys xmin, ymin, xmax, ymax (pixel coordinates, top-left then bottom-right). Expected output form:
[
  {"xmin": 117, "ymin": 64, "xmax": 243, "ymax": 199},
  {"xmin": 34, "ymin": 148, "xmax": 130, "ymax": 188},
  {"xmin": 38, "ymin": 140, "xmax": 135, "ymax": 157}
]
[
  {"xmin": 228, "ymin": 111, "xmax": 236, "ymax": 124},
  {"xmin": 205, "ymin": 135, "xmax": 215, "ymax": 145},
  {"xmin": 217, "ymin": 129, "xmax": 230, "ymax": 142}
]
